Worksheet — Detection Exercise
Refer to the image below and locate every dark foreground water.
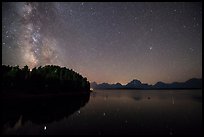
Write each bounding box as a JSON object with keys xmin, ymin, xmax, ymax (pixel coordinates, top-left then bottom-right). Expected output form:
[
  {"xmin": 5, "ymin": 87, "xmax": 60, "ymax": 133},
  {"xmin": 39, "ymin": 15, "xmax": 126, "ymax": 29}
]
[{"xmin": 2, "ymin": 90, "xmax": 202, "ymax": 135}]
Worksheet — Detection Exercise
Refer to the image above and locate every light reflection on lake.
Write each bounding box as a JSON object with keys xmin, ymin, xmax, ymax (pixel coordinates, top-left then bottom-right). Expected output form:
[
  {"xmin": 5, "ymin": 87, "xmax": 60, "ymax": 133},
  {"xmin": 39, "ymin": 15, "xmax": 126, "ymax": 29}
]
[{"xmin": 2, "ymin": 90, "xmax": 202, "ymax": 135}]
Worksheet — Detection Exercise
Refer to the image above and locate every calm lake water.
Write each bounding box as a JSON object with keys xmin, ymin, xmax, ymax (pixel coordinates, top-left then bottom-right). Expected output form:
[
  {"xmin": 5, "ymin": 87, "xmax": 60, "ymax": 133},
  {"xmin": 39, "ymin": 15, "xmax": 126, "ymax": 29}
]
[{"xmin": 2, "ymin": 90, "xmax": 202, "ymax": 135}]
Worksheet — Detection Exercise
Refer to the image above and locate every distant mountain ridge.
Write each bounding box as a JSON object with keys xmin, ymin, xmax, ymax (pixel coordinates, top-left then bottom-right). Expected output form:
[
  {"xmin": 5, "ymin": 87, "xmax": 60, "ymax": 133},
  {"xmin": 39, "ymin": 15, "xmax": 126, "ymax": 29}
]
[{"xmin": 91, "ymin": 78, "xmax": 202, "ymax": 89}]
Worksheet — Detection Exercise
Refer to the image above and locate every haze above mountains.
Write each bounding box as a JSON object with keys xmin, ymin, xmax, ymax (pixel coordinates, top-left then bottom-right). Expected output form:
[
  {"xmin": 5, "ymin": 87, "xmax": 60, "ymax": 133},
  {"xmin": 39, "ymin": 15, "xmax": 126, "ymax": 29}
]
[{"xmin": 91, "ymin": 78, "xmax": 202, "ymax": 89}]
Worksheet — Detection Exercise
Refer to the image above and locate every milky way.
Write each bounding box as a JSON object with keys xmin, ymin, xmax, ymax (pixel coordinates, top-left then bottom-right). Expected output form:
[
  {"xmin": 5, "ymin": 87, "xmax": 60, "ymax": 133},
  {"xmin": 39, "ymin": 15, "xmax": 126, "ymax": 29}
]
[
  {"xmin": 3, "ymin": 2, "xmax": 61, "ymax": 69},
  {"xmin": 2, "ymin": 2, "xmax": 202, "ymax": 84}
]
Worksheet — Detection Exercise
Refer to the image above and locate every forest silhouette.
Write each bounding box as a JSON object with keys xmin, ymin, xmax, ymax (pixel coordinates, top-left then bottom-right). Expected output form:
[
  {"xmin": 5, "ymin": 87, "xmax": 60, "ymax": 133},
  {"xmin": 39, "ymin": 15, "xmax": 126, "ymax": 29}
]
[{"xmin": 2, "ymin": 65, "xmax": 90, "ymax": 94}]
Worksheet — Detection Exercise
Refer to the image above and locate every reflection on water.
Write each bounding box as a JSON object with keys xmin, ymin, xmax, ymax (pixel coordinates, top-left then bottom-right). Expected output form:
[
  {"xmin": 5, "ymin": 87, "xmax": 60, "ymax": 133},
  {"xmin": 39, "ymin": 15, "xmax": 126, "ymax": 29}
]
[
  {"xmin": 1, "ymin": 90, "xmax": 202, "ymax": 135},
  {"xmin": 2, "ymin": 93, "xmax": 90, "ymax": 135}
]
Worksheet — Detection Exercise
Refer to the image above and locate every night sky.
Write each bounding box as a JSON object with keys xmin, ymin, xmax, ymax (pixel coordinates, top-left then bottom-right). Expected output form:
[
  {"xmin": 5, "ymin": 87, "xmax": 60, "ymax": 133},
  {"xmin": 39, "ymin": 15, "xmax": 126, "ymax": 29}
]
[{"xmin": 2, "ymin": 2, "xmax": 202, "ymax": 85}]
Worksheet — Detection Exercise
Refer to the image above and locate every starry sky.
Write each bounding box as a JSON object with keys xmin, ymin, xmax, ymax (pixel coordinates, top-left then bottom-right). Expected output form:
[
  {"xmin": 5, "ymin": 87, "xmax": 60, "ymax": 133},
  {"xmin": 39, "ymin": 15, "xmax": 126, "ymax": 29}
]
[{"xmin": 2, "ymin": 2, "xmax": 202, "ymax": 85}]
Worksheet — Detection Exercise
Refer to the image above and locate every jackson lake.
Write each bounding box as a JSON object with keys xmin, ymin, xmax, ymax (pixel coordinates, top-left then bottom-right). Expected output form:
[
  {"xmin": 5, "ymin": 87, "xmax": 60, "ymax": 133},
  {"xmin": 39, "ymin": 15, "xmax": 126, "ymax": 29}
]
[{"xmin": 2, "ymin": 89, "xmax": 202, "ymax": 135}]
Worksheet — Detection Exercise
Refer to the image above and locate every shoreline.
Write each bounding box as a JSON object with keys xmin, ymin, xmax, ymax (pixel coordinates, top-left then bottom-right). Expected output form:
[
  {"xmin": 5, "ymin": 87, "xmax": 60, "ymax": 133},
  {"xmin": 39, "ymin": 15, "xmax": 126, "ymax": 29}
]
[{"xmin": 91, "ymin": 88, "xmax": 202, "ymax": 90}]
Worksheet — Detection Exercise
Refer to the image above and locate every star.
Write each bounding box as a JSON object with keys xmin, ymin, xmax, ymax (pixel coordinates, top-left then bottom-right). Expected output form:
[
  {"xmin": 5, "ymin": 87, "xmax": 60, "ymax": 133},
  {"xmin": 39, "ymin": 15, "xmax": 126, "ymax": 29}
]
[
  {"xmin": 189, "ymin": 48, "xmax": 194, "ymax": 52},
  {"xmin": 2, "ymin": 2, "xmax": 202, "ymax": 85}
]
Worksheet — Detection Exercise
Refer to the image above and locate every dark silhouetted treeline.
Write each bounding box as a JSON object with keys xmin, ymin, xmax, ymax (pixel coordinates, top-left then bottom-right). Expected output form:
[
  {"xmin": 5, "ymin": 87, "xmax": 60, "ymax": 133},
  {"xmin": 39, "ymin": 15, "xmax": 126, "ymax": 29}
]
[{"xmin": 2, "ymin": 65, "xmax": 90, "ymax": 94}]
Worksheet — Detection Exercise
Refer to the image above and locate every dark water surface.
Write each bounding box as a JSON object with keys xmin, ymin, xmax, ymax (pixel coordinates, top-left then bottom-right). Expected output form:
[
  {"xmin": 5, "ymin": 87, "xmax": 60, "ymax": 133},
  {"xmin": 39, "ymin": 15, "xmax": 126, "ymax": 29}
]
[{"xmin": 2, "ymin": 90, "xmax": 202, "ymax": 135}]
